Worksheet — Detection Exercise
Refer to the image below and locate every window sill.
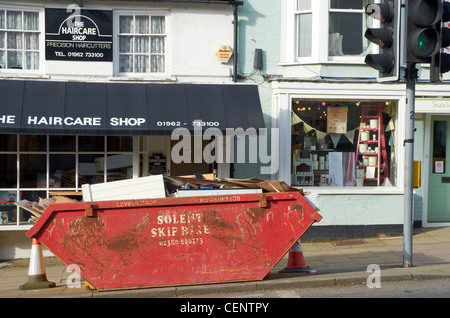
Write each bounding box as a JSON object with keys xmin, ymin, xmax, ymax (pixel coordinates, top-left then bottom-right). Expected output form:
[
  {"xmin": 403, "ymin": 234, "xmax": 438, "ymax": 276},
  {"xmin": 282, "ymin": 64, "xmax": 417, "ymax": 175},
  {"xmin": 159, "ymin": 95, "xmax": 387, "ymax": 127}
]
[
  {"xmin": 108, "ymin": 76, "xmax": 177, "ymax": 82},
  {"xmin": 294, "ymin": 185, "xmax": 403, "ymax": 195},
  {"xmin": 0, "ymin": 224, "xmax": 33, "ymax": 231},
  {"xmin": 0, "ymin": 73, "xmax": 50, "ymax": 80},
  {"xmin": 280, "ymin": 58, "xmax": 367, "ymax": 66}
]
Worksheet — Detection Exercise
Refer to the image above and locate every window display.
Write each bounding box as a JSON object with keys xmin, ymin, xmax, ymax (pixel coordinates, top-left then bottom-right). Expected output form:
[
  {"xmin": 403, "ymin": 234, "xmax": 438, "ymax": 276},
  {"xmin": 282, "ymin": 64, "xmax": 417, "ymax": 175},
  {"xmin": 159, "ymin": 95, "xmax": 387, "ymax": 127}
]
[{"xmin": 291, "ymin": 99, "xmax": 398, "ymax": 187}]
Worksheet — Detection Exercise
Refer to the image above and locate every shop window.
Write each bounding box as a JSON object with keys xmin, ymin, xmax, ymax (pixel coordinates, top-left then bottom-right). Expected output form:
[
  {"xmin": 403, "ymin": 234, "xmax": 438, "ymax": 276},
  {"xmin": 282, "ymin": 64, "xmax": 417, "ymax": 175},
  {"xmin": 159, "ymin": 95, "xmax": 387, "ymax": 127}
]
[
  {"xmin": 79, "ymin": 153, "xmax": 105, "ymax": 186},
  {"xmin": 0, "ymin": 134, "xmax": 136, "ymax": 228},
  {"xmin": 49, "ymin": 135, "xmax": 76, "ymax": 152},
  {"xmin": 0, "ymin": 9, "xmax": 40, "ymax": 70},
  {"xmin": 106, "ymin": 153, "xmax": 133, "ymax": 181},
  {"xmin": 108, "ymin": 136, "xmax": 133, "ymax": 152},
  {"xmin": 291, "ymin": 100, "xmax": 398, "ymax": 187},
  {"xmin": 49, "ymin": 154, "xmax": 76, "ymax": 188},
  {"xmin": 0, "ymin": 154, "xmax": 16, "ymax": 187},
  {"xmin": 20, "ymin": 135, "xmax": 46, "ymax": 151},
  {"xmin": 79, "ymin": 135, "xmax": 104, "ymax": 152},
  {"xmin": 0, "ymin": 134, "xmax": 16, "ymax": 151},
  {"xmin": 116, "ymin": 12, "xmax": 166, "ymax": 75},
  {"xmin": 20, "ymin": 154, "xmax": 46, "ymax": 188}
]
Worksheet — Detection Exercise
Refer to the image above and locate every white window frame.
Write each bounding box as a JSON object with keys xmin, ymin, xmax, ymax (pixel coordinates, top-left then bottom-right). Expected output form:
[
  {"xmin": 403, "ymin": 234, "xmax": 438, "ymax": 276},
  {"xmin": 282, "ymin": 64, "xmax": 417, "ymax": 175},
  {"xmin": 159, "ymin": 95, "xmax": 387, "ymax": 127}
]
[
  {"xmin": 327, "ymin": 0, "xmax": 372, "ymax": 63},
  {"xmin": 283, "ymin": 0, "xmax": 373, "ymax": 65},
  {"xmin": 113, "ymin": 10, "xmax": 170, "ymax": 78},
  {"xmin": 0, "ymin": 4, "xmax": 44, "ymax": 76}
]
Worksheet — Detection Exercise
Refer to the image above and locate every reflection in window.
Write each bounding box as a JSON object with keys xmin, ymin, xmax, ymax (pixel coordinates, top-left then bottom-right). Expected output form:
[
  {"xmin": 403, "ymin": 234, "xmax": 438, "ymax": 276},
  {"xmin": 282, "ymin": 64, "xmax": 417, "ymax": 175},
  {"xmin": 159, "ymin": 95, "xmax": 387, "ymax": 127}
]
[
  {"xmin": 0, "ymin": 154, "xmax": 16, "ymax": 187},
  {"xmin": 106, "ymin": 153, "xmax": 133, "ymax": 182},
  {"xmin": 291, "ymin": 100, "xmax": 397, "ymax": 187},
  {"xmin": 20, "ymin": 154, "xmax": 46, "ymax": 188},
  {"xmin": 79, "ymin": 154, "xmax": 105, "ymax": 186},
  {"xmin": 108, "ymin": 136, "xmax": 133, "ymax": 152},
  {"xmin": 49, "ymin": 135, "xmax": 76, "ymax": 152},
  {"xmin": 79, "ymin": 136, "xmax": 104, "ymax": 152},
  {"xmin": 0, "ymin": 134, "xmax": 16, "ymax": 151},
  {"xmin": 20, "ymin": 135, "xmax": 46, "ymax": 151},
  {"xmin": 50, "ymin": 154, "xmax": 76, "ymax": 188}
]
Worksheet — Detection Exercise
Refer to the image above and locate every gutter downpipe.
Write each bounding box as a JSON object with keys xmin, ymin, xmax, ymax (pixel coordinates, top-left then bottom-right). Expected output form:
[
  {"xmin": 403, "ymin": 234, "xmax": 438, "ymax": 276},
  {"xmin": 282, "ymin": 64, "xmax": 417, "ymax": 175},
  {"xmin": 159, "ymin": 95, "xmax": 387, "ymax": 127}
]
[{"xmin": 232, "ymin": 1, "xmax": 244, "ymax": 82}]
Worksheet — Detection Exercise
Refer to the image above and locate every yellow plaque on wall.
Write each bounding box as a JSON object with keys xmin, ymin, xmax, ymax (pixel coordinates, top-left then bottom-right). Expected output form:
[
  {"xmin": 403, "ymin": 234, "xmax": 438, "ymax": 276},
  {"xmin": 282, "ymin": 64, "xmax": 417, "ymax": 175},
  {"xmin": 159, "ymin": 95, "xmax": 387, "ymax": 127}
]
[{"xmin": 216, "ymin": 45, "xmax": 233, "ymax": 62}]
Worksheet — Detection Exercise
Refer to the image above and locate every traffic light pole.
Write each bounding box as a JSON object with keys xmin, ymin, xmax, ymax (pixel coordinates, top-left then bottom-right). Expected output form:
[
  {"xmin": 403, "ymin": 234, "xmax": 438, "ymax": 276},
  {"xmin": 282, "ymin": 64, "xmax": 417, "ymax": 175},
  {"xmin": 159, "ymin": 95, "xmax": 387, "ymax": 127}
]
[{"xmin": 403, "ymin": 62, "xmax": 417, "ymax": 268}]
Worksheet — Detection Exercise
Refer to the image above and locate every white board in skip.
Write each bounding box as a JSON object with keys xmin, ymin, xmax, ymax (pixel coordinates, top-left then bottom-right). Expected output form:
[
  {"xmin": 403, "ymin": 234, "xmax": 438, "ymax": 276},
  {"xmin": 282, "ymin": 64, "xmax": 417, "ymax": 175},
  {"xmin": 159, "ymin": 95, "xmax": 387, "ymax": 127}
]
[{"xmin": 82, "ymin": 175, "xmax": 166, "ymax": 202}]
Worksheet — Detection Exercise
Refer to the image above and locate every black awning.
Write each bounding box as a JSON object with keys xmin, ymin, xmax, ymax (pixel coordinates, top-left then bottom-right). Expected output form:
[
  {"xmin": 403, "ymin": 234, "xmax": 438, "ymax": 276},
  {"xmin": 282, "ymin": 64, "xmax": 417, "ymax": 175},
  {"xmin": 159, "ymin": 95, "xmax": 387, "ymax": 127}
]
[{"xmin": 0, "ymin": 80, "xmax": 265, "ymax": 136}]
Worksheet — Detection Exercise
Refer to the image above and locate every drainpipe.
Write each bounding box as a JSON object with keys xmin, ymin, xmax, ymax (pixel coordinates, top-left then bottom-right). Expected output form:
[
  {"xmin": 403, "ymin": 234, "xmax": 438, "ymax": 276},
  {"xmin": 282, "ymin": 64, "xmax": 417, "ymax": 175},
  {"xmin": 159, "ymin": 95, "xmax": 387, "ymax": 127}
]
[{"xmin": 232, "ymin": 1, "xmax": 244, "ymax": 82}]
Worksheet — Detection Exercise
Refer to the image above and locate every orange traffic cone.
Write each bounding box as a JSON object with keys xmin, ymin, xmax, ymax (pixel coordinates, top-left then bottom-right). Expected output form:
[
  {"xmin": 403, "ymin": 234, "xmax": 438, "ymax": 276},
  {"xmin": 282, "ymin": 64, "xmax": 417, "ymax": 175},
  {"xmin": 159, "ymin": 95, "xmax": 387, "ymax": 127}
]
[
  {"xmin": 279, "ymin": 240, "xmax": 315, "ymax": 273},
  {"xmin": 19, "ymin": 238, "xmax": 56, "ymax": 290}
]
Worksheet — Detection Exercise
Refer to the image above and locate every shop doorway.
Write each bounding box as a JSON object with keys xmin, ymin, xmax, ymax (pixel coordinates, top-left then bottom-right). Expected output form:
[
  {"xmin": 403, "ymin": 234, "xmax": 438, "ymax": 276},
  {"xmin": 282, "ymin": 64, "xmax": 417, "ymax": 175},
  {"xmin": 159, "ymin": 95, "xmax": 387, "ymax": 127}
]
[{"xmin": 428, "ymin": 115, "xmax": 450, "ymax": 222}]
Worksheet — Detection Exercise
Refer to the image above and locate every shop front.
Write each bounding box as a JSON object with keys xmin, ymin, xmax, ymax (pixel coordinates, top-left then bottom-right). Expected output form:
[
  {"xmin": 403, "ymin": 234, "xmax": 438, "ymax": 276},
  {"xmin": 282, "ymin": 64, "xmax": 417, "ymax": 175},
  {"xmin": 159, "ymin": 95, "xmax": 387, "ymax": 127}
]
[
  {"xmin": 416, "ymin": 97, "xmax": 450, "ymax": 227},
  {"xmin": 0, "ymin": 80, "xmax": 265, "ymax": 232},
  {"xmin": 272, "ymin": 81, "xmax": 407, "ymax": 238}
]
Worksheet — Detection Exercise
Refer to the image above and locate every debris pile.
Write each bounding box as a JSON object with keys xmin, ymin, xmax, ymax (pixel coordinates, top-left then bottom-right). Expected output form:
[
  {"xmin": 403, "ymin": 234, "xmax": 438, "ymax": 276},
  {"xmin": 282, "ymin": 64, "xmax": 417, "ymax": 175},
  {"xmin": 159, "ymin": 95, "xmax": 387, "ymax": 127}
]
[{"xmin": 16, "ymin": 176, "xmax": 303, "ymax": 224}]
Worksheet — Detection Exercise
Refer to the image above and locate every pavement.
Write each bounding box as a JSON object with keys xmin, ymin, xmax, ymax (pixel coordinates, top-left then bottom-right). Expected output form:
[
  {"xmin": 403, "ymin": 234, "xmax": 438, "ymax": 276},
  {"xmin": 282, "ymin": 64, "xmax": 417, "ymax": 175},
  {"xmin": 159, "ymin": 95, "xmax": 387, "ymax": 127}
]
[{"xmin": 1, "ymin": 226, "xmax": 450, "ymax": 298}]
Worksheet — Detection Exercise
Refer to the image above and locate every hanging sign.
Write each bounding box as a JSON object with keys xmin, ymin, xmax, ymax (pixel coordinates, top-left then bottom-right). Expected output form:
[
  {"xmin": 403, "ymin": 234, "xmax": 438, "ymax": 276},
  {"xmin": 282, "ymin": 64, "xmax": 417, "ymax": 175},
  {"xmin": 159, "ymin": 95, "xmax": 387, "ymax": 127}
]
[{"xmin": 45, "ymin": 7, "xmax": 113, "ymax": 61}]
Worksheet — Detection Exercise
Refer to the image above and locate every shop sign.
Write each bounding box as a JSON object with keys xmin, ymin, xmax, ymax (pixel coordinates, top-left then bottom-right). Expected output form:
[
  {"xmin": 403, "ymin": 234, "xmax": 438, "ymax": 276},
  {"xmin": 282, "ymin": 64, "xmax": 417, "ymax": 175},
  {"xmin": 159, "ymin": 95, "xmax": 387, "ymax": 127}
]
[
  {"xmin": 416, "ymin": 99, "xmax": 450, "ymax": 113},
  {"xmin": 45, "ymin": 7, "xmax": 113, "ymax": 62},
  {"xmin": 149, "ymin": 153, "xmax": 166, "ymax": 174}
]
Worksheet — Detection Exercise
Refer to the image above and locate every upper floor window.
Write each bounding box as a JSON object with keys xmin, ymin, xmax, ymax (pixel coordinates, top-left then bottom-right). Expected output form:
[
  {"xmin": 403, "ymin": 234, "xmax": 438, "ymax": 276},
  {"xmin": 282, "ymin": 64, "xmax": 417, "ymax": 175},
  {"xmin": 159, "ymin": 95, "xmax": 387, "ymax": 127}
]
[
  {"xmin": 295, "ymin": 0, "xmax": 312, "ymax": 58},
  {"xmin": 117, "ymin": 12, "xmax": 166, "ymax": 75},
  {"xmin": 0, "ymin": 9, "xmax": 40, "ymax": 70},
  {"xmin": 288, "ymin": 0, "xmax": 374, "ymax": 63},
  {"xmin": 328, "ymin": 0, "xmax": 373, "ymax": 58}
]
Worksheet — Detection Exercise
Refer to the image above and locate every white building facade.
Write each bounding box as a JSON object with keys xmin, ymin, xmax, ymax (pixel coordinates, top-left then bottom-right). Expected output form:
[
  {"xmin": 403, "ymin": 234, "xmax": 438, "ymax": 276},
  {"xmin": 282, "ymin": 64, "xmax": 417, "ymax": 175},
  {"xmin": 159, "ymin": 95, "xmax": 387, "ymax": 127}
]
[{"xmin": 0, "ymin": 0, "xmax": 266, "ymax": 259}]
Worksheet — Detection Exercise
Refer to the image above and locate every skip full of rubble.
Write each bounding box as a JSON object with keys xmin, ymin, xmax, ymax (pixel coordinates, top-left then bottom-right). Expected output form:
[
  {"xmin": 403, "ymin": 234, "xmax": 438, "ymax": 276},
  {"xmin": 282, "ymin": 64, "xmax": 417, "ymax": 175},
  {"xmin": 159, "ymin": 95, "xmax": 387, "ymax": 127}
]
[{"xmin": 15, "ymin": 175, "xmax": 304, "ymax": 223}]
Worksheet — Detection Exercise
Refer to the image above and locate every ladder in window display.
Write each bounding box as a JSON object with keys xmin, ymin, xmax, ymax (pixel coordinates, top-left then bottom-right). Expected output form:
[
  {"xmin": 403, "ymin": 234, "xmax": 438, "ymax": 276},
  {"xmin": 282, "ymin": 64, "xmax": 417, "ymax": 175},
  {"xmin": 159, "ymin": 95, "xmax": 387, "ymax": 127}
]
[{"xmin": 356, "ymin": 105, "xmax": 389, "ymax": 186}]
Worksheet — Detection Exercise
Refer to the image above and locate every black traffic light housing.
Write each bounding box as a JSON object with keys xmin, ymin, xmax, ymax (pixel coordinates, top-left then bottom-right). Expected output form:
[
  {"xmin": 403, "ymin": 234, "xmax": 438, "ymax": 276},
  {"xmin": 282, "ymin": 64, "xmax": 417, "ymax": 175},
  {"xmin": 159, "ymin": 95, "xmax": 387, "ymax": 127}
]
[
  {"xmin": 406, "ymin": 0, "xmax": 442, "ymax": 64},
  {"xmin": 430, "ymin": 1, "xmax": 450, "ymax": 82},
  {"xmin": 364, "ymin": 0, "xmax": 400, "ymax": 82}
]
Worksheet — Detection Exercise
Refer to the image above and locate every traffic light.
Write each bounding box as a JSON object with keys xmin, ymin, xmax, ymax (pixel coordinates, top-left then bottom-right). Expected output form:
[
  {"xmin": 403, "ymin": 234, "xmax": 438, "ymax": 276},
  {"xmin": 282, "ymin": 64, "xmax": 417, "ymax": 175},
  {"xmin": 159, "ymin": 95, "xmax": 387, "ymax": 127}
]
[
  {"xmin": 405, "ymin": 0, "xmax": 442, "ymax": 64},
  {"xmin": 364, "ymin": 0, "xmax": 400, "ymax": 82},
  {"xmin": 430, "ymin": 1, "xmax": 450, "ymax": 82}
]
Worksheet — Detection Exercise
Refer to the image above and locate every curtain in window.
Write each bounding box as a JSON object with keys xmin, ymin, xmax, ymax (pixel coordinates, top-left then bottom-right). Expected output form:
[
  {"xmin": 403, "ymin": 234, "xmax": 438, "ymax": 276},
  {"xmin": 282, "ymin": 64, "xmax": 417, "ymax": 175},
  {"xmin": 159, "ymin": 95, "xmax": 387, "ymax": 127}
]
[
  {"xmin": 296, "ymin": 0, "xmax": 312, "ymax": 58},
  {"xmin": 297, "ymin": 14, "xmax": 312, "ymax": 58},
  {"xmin": 0, "ymin": 10, "xmax": 5, "ymax": 29},
  {"xmin": 23, "ymin": 12, "xmax": 38, "ymax": 30},
  {"xmin": 6, "ymin": 11, "xmax": 21, "ymax": 29},
  {"xmin": 118, "ymin": 15, "xmax": 165, "ymax": 74},
  {"xmin": 1, "ymin": 11, "xmax": 39, "ymax": 70}
]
